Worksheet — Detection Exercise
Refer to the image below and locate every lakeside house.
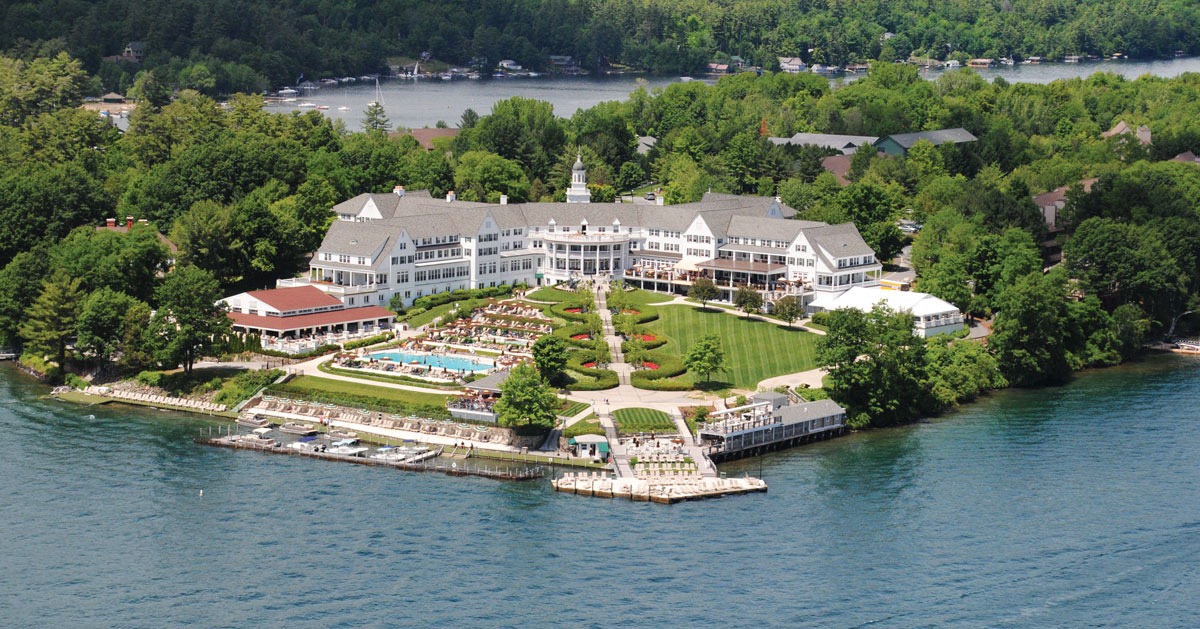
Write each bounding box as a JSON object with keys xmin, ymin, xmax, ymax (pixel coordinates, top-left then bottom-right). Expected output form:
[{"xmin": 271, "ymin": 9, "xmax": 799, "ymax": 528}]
[
  {"xmin": 768, "ymin": 132, "xmax": 878, "ymax": 154},
  {"xmin": 1032, "ymin": 177, "xmax": 1097, "ymax": 265},
  {"xmin": 1171, "ymin": 151, "xmax": 1200, "ymax": 165},
  {"xmin": 819, "ymin": 152, "xmax": 886, "ymax": 186},
  {"xmin": 698, "ymin": 392, "xmax": 846, "ymax": 462},
  {"xmin": 278, "ymin": 159, "xmax": 881, "ymax": 311},
  {"xmin": 807, "ymin": 286, "xmax": 964, "ymax": 337},
  {"xmin": 874, "ymin": 128, "xmax": 977, "ymax": 157},
  {"xmin": 497, "ymin": 60, "xmax": 522, "ymax": 71},
  {"xmin": 778, "ymin": 57, "xmax": 807, "ymax": 73},
  {"xmin": 220, "ymin": 285, "xmax": 394, "ymax": 347}
]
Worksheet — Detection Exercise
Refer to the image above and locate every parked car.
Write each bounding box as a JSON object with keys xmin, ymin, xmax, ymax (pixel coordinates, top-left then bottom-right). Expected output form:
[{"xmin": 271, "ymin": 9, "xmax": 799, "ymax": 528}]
[{"xmin": 644, "ymin": 192, "xmax": 656, "ymax": 201}]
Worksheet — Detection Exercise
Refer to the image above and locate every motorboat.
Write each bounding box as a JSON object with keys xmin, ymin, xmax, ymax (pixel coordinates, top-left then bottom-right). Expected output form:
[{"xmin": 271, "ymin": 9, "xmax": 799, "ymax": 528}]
[
  {"xmin": 327, "ymin": 442, "xmax": 369, "ymax": 456},
  {"xmin": 370, "ymin": 446, "xmax": 408, "ymax": 461},
  {"xmin": 279, "ymin": 422, "xmax": 317, "ymax": 436},
  {"xmin": 337, "ymin": 106, "xmax": 351, "ymax": 111},
  {"xmin": 236, "ymin": 414, "xmax": 270, "ymax": 428},
  {"xmin": 316, "ymin": 105, "xmax": 329, "ymax": 110},
  {"xmin": 229, "ymin": 433, "xmax": 278, "ymax": 447},
  {"xmin": 328, "ymin": 430, "xmax": 357, "ymax": 440},
  {"xmin": 440, "ymin": 73, "xmax": 452, "ymax": 81},
  {"xmin": 297, "ymin": 102, "xmax": 317, "ymax": 108}
]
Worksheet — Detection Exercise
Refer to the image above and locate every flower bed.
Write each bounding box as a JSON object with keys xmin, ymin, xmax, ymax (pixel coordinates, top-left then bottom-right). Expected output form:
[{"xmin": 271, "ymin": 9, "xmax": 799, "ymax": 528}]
[
  {"xmin": 622, "ymin": 309, "xmax": 641, "ymax": 315},
  {"xmin": 571, "ymin": 334, "xmax": 591, "ymax": 340},
  {"xmin": 564, "ymin": 308, "xmax": 582, "ymax": 313},
  {"xmin": 633, "ymin": 334, "xmax": 656, "ymax": 342},
  {"xmin": 582, "ymin": 362, "xmax": 596, "ymax": 368},
  {"xmin": 642, "ymin": 361, "xmax": 660, "ymax": 370}
]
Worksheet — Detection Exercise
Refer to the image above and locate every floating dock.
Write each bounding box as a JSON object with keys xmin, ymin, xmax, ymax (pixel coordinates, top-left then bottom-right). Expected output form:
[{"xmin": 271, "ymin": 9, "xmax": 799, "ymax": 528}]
[
  {"xmin": 197, "ymin": 436, "xmax": 543, "ymax": 481},
  {"xmin": 552, "ymin": 472, "xmax": 766, "ymax": 504}
]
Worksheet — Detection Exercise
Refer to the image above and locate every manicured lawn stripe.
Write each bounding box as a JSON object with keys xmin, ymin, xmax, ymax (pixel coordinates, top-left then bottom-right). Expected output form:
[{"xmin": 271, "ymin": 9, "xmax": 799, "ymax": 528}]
[
  {"xmin": 613, "ymin": 408, "xmax": 675, "ymax": 434},
  {"xmin": 649, "ymin": 305, "xmax": 819, "ymax": 389}
]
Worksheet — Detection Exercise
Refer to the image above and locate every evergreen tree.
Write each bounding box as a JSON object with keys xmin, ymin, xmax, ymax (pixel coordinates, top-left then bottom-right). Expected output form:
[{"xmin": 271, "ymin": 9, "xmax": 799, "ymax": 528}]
[
  {"xmin": 19, "ymin": 270, "xmax": 84, "ymax": 371},
  {"xmin": 362, "ymin": 102, "xmax": 390, "ymax": 133}
]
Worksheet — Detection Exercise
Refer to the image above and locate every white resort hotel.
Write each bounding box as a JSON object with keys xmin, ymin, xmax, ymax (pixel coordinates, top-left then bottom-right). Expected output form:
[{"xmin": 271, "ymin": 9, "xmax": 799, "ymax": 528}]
[{"xmin": 276, "ymin": 158, "xmax": 882, "ymax": 309}]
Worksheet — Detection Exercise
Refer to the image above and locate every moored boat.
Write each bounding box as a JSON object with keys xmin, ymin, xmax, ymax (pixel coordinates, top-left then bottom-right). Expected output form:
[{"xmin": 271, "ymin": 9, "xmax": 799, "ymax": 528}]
[
  {"xmin": 236, "ymin": 414, "xmax": 270, "ymax": 428},
  {"xmin": 279, "ymin": 422, "xmax": 317, "ymax": 436}
]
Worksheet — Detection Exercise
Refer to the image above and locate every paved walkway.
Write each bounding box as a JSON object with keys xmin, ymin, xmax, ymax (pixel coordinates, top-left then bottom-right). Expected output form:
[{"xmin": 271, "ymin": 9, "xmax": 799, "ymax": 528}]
[{"xmin": 757, "ymin": 367, "xmax": 827, "ymax": 391}]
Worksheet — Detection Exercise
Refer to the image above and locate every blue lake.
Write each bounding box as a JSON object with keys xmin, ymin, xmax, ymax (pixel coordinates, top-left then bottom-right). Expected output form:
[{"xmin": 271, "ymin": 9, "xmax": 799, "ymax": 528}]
[{"xmin": 1, "ymin": 356, "xmax": 1197, "ymax": 626}]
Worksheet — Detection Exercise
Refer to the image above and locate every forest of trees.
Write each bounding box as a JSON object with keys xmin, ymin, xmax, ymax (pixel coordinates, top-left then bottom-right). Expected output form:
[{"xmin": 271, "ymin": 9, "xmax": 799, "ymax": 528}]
[
  {"xmin": 3, "ymin": 49, "xmax": 1200, "ymax": 425},
  {"xmin": 3, "ymin": 0, "xmax": 1200, "ymax": 94}
]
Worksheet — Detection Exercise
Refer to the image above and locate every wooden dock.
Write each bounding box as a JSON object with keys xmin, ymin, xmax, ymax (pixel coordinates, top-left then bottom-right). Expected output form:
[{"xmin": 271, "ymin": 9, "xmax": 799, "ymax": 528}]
[
  {"xmin": 197, "ymin": 437, "xmax": 544, "ymax": 481},
  {"xmin": 552, "ymin": 473, "xmax": 767, "ymax": 504}
]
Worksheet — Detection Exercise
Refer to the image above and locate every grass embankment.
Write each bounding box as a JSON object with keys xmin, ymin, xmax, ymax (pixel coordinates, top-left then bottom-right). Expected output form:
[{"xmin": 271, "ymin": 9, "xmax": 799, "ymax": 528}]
[
  {"xmin": 267, "ymin": 375, "xmax": 453, "ymax": 417},
  {"xmin": 404, "ymin": 298, "xmax": 489, "ymax": 328},
  {"xmin": 133, "ymin": 367, "xmax": 282, "ymax": 407},
  {"xmin": 562, "ymin": 413, "xmax": 605, "ymax": 439},
  {"xmin": 441, "ymin": 446, "xmax": 607, "ymax": 468},
  {"xmin": 612, "ymin": 407, "xmax": 675, "ymax": 434},
  {"xmin": 557, "ymin": 400, "xmax": 590, "ymax": 417},
  {"xmin": 650, "ymin": 305, "xmax": 820, "ymax": 390},
  {"xmin": 525, "ymin": 286, "xmax": 580, "ymax": 303}
]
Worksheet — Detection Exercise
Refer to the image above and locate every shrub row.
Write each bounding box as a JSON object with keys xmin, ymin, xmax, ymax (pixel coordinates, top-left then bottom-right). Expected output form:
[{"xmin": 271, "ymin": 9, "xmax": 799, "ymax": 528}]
[
  {"xmin": 549, "ymin": 301, "xmax": 595, "ymax": 323},
  {"xmin": 809, "ymin": 310, "xmax": 832, "ymax": 327},
  {"xmin": 256, "ymin": 344, "xmax": 341, "ymax": 359},
  {"xmin": 317, "ymin": 361, "xmax": 460, "ymax": 390},
  {"xmin": 629, "ymin": 351, "xmax": 689, "ymax": 391},
  {"xmin": 343, "ymin": 332, "xmax": 395, "ymax": 350},
  {"xmin": 564, "ymin": 353, "xmax": 619, "ymax": 391},
  {"xmin": 620, "ymin": 337, "xmax": 667, "ymax": 351},
  {"xmin": 411, "ymin": 285, "xmax": 513, "ymax": 311},
  {"xmin": 553, "ymin": 323, "xmax": 599, "ymax": 348}
]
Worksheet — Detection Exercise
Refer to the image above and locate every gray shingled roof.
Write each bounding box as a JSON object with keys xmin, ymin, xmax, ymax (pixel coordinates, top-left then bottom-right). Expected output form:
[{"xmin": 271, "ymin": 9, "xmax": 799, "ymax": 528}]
[
  {"xmin": 769, "ymin": 133, "xmax": 879, "ymax": 152},
  {"xmin": 465, "ymin": 369, "xmax": 510, "ymax": 392},
  {"xmin": 778, "ymin": 398, "xmax": 845, "ymax": 425},
  {"xmin": 879, "ymin": 128, "xmax": 977, "ymax": 149},
  {"xmin": 322, "ymin": 221, "xmax": 393, "ymax": 260},
  {"xmin": 804, "ymin": 223, "xmax": 876, "ymax": 267}
]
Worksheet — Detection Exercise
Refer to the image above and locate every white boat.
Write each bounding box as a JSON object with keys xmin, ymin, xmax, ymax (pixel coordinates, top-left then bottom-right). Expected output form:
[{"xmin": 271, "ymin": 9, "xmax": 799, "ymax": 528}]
[
  {"xmin": 467, "ymin": 72, "xmax": 481, "ymax": 80},
  {"xmin": 277, "ymin": 88, "xmax": 299, "ymax": 96},
  {"xmin": 316, "ymin": 105, "xmax": 329, "ymax": 110},
  {"xmin": 679, "ymin": 76, "xmax": 695, "ymax": 82},
  {"xmin": 297, "ymin": 102, "xmax": 317, "ymax": 108},
  {"xmin": 279, "ymin": 422, "xmax": 317, "ymax": 436},
  {"xmin": 236, "ymin": 414, "xmax": 270, "ymax": 428},
  {"xmin": 327, "ymin": 445, "xmax": 369, "ymax": 456},
  {"xmin": 337, "ymin": 106, "xmax": 351, "ymax": 111},
  {"xmin": 440, "ymin": 73, "xmax": 452, "ymax": 81}
]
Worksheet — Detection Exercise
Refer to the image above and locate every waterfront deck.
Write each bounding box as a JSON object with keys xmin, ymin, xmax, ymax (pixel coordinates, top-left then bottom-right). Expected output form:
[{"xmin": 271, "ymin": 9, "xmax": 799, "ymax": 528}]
[
  {"xmin": 551, "ymin": 471, "xmax": 766, "ymax": 503},
  {"xmin": 198, "ymin": 435, "xmax": 543, "ymax": 480}
]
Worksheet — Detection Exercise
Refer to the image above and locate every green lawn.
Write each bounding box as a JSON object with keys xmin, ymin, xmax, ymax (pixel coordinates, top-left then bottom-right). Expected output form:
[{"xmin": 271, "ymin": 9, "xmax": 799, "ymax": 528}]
[
  {"xmin": 616, "ymin": 287, "xmax": 675, "ymax": 307},
  {"xmin": 557, "ymin": 400, "xmax": 590, "ymax": 417},
  {"xmin": 612, "ymin": 408, "xmax": 675, "ymax": 434},
  {"xmin": 405, "ymin": 298, "xmax": 487, "ymax": 328},
  {"xmin": 650, "ymin": 305, "xmax": 820, "ymax": 389},
  {"xmin": 526, "ymin": 286, "xmax": 580, "ymax": 302},
  {"xmin": 277, "ymin": 375, "xmax": 452, "ymax": 407},
  {"xmin": 563, "ymin": 414, "xmax": 605, "ymax": 439}
]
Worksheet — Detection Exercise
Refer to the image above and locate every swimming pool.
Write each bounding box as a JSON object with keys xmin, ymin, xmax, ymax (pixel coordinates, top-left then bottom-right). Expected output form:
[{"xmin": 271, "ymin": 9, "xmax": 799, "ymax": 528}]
[{"xmin": 367, "ymin": 351, "xmax": 493, "ymax": 372}]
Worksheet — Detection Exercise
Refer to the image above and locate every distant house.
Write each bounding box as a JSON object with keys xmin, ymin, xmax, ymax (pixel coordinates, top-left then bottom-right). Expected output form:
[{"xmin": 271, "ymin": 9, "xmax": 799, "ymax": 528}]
[
  {"xmin": 968, "ymin": 58, "xmax": 994, "ymax": 67},
  {"xmin": 297, "ymin": 80, "xmax": 319, "ymax": 91},
  {"xmin": 391, "ymin": 127, "xmax": 460, "ymax": 150},
  {"xmin": 769, "ymin": 132, "xmax": 879, "ymax": 155},
  {"xmin": 636, "ymin": 135, "xmax": 657, "ymax": 156},
  {"xmin": 874, "ymin": 128, "xmax": 978, "ymax": 157},
  {"xmin": 222, "ymin": 285, "xmax": 394, "ymax": 344},
  {"xmin": 548, "ymin": 55, "xmax": 578, "ymax": 72},
  {"xmin": 729, "ymin": 55, "xmax": 747, "ymax": 69},
  {"xmin": 808, "ymin": 286, "xmax": 965, "ymax": 337},
  {"xmin": 778, "ymin": 57, "xmax": 807, "ymax": 73},
  {"xmin": 1102, "ymin": 120, "xmax": 1152, "ymax": 146},
  {"xmin": 97, "ymin": 217, "xmax": 178, "ymax": 265},
  {"xmin": 101, "ymin": 92, "xmax": 126, "ymax": 104},
  {"xmin": 1032, "ymin": 178, "xmax": 1097, "ymax": 230},
  {"xmin": 1170, "ymin": 151, "xmax": 1200, "ymax": 165},
  {"xmin": 123, "ymin": 41, "xmax": 146, "ymax": 62},
  {"xmin": 497, "ymin": 59, "xmax": 522, "ymax": 71},
  {"xmin": 706, "ymin": 63, "xmax": 730, "ymax": 74},
  {"xmin": 820, "ymin": 152, "xmax": 886, "ymax": 186}
]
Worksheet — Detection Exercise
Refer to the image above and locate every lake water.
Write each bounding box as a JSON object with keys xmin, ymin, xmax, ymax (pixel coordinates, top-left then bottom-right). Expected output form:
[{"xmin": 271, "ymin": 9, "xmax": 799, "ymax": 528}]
[
  {"xmin": 283, "ymin": 57, "xmax": 1200, "ymax": 130},
  {"xmin": 2, "ymin": 355, "xmax": 1198, "ymax": 626}
]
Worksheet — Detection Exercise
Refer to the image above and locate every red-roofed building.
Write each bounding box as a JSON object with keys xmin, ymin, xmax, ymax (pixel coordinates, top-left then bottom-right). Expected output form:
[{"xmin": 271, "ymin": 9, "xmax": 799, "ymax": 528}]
[
  {"xmin": 391, "ymin": 127, "xmax": 459, "ymax": 150},
  {"xmin": 221, "ymin": 286, "xmax": 394, "ymax": 347}
]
